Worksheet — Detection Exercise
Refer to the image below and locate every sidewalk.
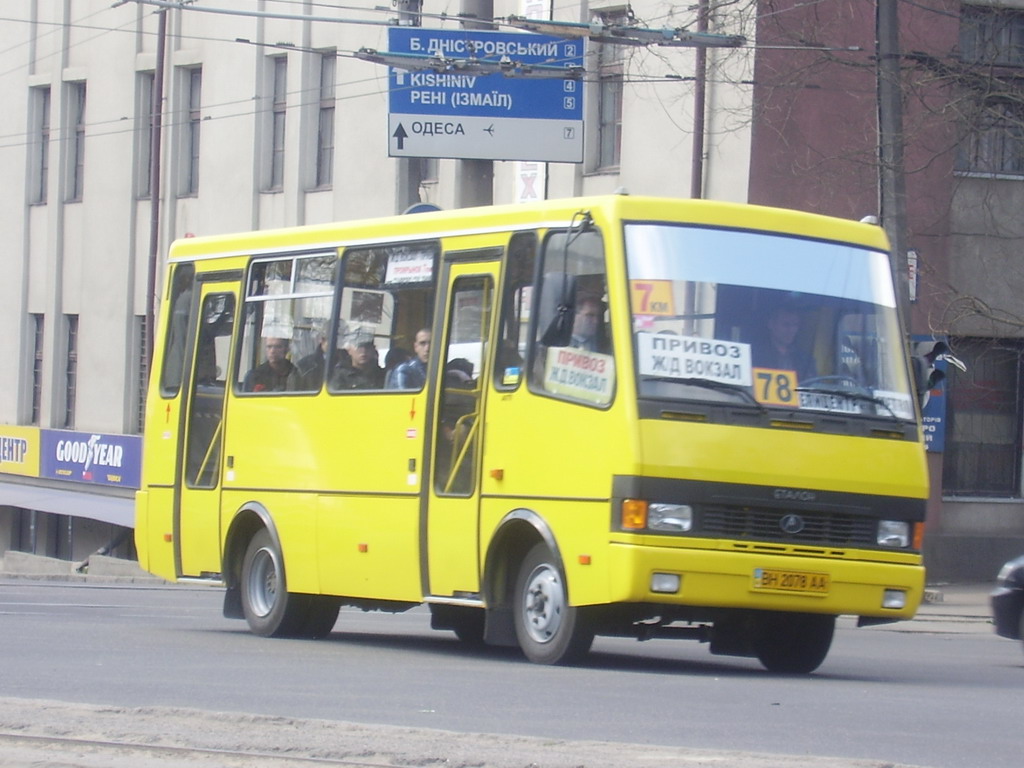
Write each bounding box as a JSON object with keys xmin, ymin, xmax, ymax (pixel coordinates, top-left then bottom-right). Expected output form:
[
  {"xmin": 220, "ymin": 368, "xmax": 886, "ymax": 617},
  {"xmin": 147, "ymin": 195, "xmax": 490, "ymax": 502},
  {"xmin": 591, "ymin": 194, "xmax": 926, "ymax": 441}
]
[
  {"xmin": 909, "ymin": 581, "xmax": 993, "ymax": 632},
  {"xmin": 921, "ymin": 582, "xmax": 992, "ymax": 616}
]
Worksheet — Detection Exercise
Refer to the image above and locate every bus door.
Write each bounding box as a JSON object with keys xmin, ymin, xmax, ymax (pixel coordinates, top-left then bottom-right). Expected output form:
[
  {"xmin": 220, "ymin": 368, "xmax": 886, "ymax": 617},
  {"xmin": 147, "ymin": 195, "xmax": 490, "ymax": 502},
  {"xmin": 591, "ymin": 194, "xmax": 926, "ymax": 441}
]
[
  {"xmin": 425, "ymin": 256, "xmax": 499, "ymax": 598},
  {"xmin": 176, "ymin": 279, "xmax": 238, "ymax": 578}
]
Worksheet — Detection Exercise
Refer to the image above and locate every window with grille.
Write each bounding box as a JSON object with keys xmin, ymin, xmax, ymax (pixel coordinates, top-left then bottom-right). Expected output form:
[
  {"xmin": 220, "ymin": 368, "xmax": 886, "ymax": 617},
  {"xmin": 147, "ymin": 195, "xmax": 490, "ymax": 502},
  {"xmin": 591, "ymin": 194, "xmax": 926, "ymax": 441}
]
[
  {"xmin": 269, "ymin": 56, "xmax": 287, "ymax": 190},
  {"xmin": 593, "ymin": 10, "xmax": 627, "ymax": 171},
  {"xmin": 183, "ymin": 68, "xmax": 202, "ymax": 196},
  {"xmin": 67, "ymin": 83, "xmax": 86, "ymax": 202},
  {"xmin": 960, "ymin": 6, "xmax": 1024, "ymax": 66},
  {"xmin": 137, "ymin": 71, "xmax": 155, "ymax": 198},
  {"xmin": 135, "ymin": 314, "xmax": 148, "ymax": 433},
  {"xmin": 315, "ymin": 53, "xmax": 336, "ymax": 188},
  {"xmin": 956, "ymin": 100, "xmax": 1024, "ymax": 175},
  {"xmin": 31, "ymin": 314, "xmax": 44, "ymax": 425},
  {"xmin": 957, "ymin": 7, "xmax": 1024, "ymax": 176},
  {"xmin": 30, "ymin": 87, "xmax": 50, "ymax": 204},
  {"xmin": 64, "ymin": 315, "xmax": 78, "ymax": 429},
  {"xmin": 942, "ymin": 338, "xmax": 1024, "ymax": 497}
]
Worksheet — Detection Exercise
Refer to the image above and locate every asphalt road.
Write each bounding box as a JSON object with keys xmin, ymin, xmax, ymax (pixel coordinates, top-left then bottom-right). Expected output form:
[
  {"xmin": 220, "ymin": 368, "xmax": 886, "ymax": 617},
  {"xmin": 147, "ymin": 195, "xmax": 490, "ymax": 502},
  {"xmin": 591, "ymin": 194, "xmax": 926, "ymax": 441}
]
[{"xmin": 0, "ymin": 579, "xmax": 1018, "ymax": 768}]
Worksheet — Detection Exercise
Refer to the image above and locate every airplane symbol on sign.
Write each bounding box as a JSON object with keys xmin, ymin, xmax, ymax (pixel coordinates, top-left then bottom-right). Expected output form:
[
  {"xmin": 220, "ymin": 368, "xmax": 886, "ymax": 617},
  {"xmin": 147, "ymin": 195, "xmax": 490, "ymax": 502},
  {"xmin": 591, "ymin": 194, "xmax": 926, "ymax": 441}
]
[{"xmin": 483, "ymin": 124, "xmax": 495, "ymax": 136}]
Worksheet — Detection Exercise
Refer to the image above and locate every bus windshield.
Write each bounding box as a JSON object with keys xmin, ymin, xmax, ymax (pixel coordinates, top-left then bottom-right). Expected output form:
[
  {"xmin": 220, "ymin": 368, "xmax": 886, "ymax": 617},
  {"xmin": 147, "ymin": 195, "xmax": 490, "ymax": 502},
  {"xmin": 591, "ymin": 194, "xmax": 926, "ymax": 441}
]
[{"xmin": 626, "ymin": 223, "xmax": 914, "ymax": 420}]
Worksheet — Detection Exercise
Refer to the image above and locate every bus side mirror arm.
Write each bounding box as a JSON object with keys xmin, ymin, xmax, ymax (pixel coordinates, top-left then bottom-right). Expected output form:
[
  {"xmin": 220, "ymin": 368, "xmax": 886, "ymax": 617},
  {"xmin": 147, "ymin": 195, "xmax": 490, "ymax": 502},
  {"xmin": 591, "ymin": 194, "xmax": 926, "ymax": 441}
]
[{"xmin": 911, "ymin": 340, "xmax": 966, "ymax": 409}]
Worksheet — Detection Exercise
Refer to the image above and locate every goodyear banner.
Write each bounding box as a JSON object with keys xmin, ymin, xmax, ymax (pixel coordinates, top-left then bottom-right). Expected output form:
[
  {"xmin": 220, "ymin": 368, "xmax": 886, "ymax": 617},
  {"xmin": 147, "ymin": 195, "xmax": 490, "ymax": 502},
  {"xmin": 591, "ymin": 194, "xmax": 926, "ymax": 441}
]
[{"xmin": 40, "ymin": 429, "xmax": 142, "ymax": 488}]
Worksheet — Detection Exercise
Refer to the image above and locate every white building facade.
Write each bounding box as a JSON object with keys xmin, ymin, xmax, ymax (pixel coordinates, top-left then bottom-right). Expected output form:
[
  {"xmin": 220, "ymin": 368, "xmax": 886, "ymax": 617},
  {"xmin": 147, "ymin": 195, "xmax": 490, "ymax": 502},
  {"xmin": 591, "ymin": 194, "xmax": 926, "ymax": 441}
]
[{"xmin": 0, "ymin": 0, "xmax": 753, "ymax": 560}]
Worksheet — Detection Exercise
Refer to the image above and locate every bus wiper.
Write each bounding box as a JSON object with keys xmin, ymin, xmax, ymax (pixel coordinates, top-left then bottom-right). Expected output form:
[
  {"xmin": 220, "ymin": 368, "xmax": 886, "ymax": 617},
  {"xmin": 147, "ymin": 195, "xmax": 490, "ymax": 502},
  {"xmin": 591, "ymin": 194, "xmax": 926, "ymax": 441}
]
[
  {"xmin": 646, "ymin": 376, "xmax": 767, "ymax": 413},
  {"xmin": 795, "ymin": 386, "xmax": 903, "ymax": 423}
]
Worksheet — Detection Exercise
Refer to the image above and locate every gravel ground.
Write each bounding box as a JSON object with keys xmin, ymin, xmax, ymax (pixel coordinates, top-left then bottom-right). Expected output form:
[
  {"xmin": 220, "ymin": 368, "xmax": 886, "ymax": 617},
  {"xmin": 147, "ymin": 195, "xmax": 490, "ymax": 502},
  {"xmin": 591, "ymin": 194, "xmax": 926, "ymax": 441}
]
[{"xmin": 0, "ymin": 697, "xmax": 926, "ymax": 768}]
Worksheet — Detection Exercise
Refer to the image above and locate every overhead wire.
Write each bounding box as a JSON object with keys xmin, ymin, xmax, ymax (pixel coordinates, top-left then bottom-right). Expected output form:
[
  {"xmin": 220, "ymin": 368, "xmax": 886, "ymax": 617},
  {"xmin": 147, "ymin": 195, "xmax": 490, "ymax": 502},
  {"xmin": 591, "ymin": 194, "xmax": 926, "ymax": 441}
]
[{"xmin": 0, "ymin": 0, "xmax": 888, "ymax": 154}]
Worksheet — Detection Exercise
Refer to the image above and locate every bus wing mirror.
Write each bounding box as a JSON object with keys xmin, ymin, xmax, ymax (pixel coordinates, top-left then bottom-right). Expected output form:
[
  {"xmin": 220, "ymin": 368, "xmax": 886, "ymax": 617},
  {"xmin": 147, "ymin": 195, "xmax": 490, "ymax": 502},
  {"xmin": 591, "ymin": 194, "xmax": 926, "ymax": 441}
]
[{"xmin": 912, "ymin": 340, "xmax": 965, "ymax": 408}]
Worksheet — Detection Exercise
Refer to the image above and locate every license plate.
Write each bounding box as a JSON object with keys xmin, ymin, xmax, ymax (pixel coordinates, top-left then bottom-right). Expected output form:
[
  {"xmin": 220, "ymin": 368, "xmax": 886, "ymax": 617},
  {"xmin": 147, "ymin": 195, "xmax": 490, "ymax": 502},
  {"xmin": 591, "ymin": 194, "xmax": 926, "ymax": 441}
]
[{"xmin": 753, "ymin": 568, "xmax": 830, "ymax": 594}]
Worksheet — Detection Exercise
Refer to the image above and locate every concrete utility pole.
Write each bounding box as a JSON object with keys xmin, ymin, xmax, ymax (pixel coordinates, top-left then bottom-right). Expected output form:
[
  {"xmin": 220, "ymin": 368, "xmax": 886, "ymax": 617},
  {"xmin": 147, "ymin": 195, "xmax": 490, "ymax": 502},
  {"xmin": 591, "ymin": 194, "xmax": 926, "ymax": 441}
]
[
  {"xmin": 394, "ymin": 0, "xmax": 424, "ymax": 213},
  {"xmin": 456, "ymin": 0, "xmax": 495, "ymax": 209},
  {"xmin": 876, "ymin": 0, "xmax": 911, "ymax": 328},
  {"xmin": 690, "ymin": 0, "xmax": 710, "ymax": 199},
  {"xmin": 145, "ymin": 8, "xmax": 168, "ymax": 373}
]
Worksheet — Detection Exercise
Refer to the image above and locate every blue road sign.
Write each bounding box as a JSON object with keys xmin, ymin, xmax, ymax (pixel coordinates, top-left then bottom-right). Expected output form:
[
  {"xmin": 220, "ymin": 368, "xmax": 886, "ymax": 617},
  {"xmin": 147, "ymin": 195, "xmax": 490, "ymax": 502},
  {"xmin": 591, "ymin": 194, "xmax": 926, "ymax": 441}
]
[{"xmin": 387, "ymin": 28, "xmax": 585, "ymax": 162}]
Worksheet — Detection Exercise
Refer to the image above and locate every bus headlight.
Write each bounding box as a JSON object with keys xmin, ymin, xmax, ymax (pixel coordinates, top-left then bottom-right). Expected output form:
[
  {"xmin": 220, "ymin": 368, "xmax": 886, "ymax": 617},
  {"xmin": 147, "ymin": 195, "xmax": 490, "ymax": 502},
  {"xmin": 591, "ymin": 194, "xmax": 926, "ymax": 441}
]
[
  {"xmin": 877, "ymin": 520, "xmax": 910, "ymax": 548},
  {"xmin": 648, "ymin": 504, "xmax": 693, "ymax": 532}
]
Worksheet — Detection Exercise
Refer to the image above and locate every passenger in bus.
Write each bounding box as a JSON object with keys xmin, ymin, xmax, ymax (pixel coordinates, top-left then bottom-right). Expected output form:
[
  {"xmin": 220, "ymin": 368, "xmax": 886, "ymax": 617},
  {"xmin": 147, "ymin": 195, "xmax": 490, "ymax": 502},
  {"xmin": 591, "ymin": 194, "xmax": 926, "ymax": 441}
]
[
  {"xmin": 289, "ymin": 331, "xmax": 329, "ymax": 391},
  {"xmin": 570, "ymin": 295, "xmax": 608, "ymax": 353},
  {"xmin": 445, "ymin": 357, "xmax": 474, "ymax": 388},
  {"xmin": 331, "ymin": 338, "xmax": 384, "ymax": 390},
  {"xmin": 753, "ymin": 305, "xmax": 816, "ymax": 380},
  {"xmin": 243, "ymin": 337, "xmax": 295, "ymax": 392},
  {"xmin": 389, "ymin": 328, "xmax": 431, "ymax": 389},
  {"xmin": 383, "ymin": 346, "xmax": 412, "ymax": 389}
]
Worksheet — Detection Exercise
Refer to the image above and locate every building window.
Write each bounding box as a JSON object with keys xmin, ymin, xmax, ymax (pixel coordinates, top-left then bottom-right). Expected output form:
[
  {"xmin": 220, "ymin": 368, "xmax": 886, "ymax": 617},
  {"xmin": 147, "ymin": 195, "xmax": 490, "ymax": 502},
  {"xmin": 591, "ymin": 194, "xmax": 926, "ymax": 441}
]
[
  {"xmin": 268, "ymin": 56, "xmax": 287, "ymax": 190},
  {"xmin": 942, "ymin": 338, "xmax": 1024, "ymax": 497},
  {"xmin": 183, "ymin": 68, "xmax": 201, "ymax": 196},
  {"xmin": 64, "ymin": 315, "xmax": 78, "ymax": 429},
  {"xmin": 957, "ymin": 6, "xmax": 1024, "ymax": 176},
  {"xmin": 594, "ymin": 13, "xmax": 626, "ymax": 171},
  {"xmin": 315, "ymin": 52, "xmax": 336, "ymax": 188},
  {"xmin": 137, "ymin": 71, "xmax": 155, "ymax": 198},
  {"xmin": 67, "ymin": 82, "xmax": 86, "ymax": 202},
  {"xmin": 31, "ymin": 314, "xmax": 44, "ymax": 425},
  {"xmin": 30, "ymin": 87, "xmax": 50, "ymax": 204},
  {"xmin": 957, "ymin": 101, "xmax": 1024, "ymax": 176},
  {"xmin": 960, "ymin": 6, "xmax": 1024, "ymax": 66},
  {"xmin": 135, "ymin": 314, "xmax": 148, "ymax": 434}
]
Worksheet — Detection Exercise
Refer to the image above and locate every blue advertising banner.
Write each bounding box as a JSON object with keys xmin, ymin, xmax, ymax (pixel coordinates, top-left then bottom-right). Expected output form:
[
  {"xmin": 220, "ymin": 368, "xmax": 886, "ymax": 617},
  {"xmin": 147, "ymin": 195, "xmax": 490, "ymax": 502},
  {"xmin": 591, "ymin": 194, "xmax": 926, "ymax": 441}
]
[
  {"xmin": 40, "ymin": 429, "xmax": 142, "ymax": 488},
  {"xmin": 911, "ymin": 336, "xmax": 951, "ymax": 453}
]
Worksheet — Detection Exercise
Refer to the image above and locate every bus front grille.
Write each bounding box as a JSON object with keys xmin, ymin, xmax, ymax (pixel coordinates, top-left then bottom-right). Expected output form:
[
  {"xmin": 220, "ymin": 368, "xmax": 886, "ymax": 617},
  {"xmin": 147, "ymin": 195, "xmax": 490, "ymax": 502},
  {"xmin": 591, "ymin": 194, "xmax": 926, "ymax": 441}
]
[{"xmin": 700, "ymin": 505, "xmax": 878, "ymax": 547}]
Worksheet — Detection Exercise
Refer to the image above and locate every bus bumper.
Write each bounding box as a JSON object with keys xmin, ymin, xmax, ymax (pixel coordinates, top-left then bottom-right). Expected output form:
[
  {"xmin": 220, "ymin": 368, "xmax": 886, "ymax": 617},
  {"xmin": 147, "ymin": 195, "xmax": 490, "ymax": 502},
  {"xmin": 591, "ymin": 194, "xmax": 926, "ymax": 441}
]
[{"xmin": 605, "ymin": 541, "xmax": 925, "ymax": 620}]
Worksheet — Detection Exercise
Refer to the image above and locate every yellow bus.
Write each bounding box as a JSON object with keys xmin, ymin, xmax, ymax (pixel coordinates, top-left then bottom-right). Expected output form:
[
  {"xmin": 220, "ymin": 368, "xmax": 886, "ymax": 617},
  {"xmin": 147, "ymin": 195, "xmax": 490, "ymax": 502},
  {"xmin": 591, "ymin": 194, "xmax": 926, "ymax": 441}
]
[{"xmin": 136, "ymin": 194, "xmax": 928, "ymax": 673}]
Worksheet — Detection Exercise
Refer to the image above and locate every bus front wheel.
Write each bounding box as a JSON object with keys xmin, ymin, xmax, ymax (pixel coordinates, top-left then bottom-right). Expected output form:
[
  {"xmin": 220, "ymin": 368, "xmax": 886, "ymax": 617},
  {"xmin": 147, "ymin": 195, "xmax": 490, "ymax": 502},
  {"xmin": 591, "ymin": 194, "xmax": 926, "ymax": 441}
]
[
  {"xmin": 240, "ymin": 528, "xmax": 322, "ymax": 637},
  {"xmin": 513, "ymin": 542, "xmax": 594, "ymax": 665},
  {"xmin": 753, "ymin": 612, "xmax": 835, "ymax": 674}
]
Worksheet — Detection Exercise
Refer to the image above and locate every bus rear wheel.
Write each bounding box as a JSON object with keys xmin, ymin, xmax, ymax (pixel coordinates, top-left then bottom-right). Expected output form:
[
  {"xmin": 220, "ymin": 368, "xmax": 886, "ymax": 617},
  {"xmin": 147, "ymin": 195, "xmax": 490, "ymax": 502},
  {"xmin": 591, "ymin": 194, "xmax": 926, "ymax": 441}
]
[
  {"xmin": 241, "ymin": 528, "xmax": 333, "ymax": 638},
  {"xmin": 513, "ymin": 542, "xmax": 594, "ymax": 665},
  {"xmin": 753, "ymin": 612, "xmax": 835, "ymax": 674}
]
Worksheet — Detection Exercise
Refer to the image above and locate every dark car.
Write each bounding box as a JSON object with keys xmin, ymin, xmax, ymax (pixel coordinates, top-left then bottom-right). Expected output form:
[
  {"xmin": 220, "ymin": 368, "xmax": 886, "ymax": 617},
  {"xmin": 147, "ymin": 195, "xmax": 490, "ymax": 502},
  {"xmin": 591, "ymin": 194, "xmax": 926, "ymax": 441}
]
[{"xmin": 991, "ymin": 554, "xmax": 1024, "ymax": 651}]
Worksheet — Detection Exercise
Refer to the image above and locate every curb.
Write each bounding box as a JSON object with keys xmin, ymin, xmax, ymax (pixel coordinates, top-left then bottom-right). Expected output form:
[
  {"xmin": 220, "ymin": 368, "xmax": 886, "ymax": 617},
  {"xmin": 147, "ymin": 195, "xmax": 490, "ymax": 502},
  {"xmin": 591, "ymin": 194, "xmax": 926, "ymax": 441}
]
[{"xmin": 1, "ymin": 551, "xmax": 166, "ymax": 584}]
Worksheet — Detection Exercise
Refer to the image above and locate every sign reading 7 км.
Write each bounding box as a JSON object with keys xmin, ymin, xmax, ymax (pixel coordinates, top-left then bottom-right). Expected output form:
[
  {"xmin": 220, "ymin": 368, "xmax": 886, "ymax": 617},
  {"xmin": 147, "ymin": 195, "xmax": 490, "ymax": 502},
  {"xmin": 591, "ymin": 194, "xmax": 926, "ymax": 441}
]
[{"xmin": 387, "ymin": 28, "xmax": 584, "ymax": 163}]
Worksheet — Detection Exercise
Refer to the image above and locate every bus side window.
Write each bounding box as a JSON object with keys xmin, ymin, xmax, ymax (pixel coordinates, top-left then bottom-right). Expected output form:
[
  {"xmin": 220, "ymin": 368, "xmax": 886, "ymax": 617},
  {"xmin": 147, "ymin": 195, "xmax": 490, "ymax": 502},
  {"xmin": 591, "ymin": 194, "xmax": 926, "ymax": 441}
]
[
  {"xmin": 529, "ymin": 228, "xmax": 615, "ymax": 407},
  {"xmin": 434, "ymin": 275, "xmax": 492, "ymax": 495},
  {"xmin": 236, "ymin": 253, "xmax": 336, "ymax": 394},
  {"xmin": 186, "ymin": 292, "xmax": 235, "ymax": 488},
  {"xmin": 330, "ymin": 242, "xmax": 438, "ymax": 394},
  {"xmin": 494, "ymin": 232, "xmax": 537, "ymax": 390},
  {"xmin": 160, "ymin": 263, "xmax": 195, "ymax": 398}
]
